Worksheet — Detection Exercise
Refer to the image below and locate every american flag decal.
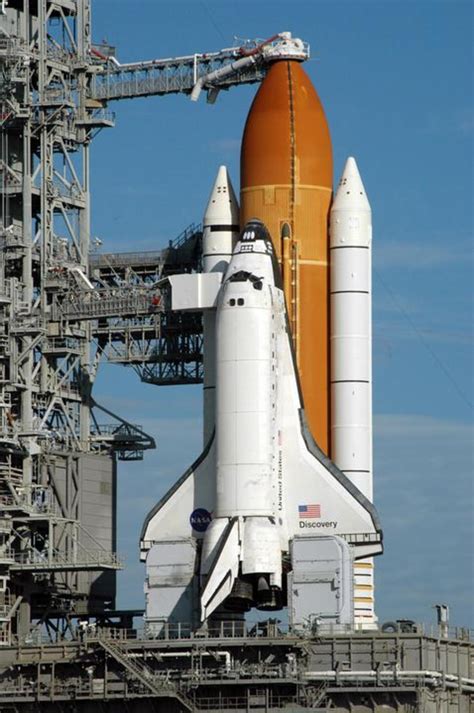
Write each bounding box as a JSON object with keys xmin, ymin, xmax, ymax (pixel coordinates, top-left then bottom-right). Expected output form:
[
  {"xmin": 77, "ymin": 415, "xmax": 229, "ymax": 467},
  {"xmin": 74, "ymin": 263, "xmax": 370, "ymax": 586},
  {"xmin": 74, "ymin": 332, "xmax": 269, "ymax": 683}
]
[{"xmin": 298, "ymin": 504, "xmax": 321, "ymax": 519}]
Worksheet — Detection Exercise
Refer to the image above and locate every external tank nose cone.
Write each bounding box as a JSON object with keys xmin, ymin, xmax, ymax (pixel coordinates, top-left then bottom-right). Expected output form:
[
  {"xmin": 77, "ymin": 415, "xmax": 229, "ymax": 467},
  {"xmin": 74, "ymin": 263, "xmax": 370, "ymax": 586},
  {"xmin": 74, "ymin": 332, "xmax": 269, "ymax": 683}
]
[{"xmin": 240, "ymin": 61, "xmax": 332, "ymax": 190}]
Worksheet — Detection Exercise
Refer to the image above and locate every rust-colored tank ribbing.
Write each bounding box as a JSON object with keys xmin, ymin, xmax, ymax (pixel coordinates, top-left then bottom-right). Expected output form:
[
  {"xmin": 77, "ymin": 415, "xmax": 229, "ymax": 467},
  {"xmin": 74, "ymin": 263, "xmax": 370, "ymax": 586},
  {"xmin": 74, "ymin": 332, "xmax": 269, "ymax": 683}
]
[{"xmin": 240, "ymin": 60, "xmax": 333, "ymax": 454}]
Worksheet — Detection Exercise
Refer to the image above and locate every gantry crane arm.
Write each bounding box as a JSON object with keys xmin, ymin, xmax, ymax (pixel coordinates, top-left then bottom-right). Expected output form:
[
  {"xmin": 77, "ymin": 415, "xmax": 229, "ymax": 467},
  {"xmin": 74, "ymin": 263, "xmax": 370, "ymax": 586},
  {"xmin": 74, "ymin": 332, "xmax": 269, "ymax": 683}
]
[{"xmin": 89, "ymin": 32, "xmax": 309, "ymax": 103}]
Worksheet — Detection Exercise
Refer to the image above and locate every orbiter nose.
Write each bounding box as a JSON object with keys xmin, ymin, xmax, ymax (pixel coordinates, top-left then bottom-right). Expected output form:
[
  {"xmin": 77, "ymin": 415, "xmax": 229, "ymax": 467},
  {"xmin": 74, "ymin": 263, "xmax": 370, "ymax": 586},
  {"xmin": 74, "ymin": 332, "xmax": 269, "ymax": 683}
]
[{"xmin": 238, "ymin": 218, "xmax": 273, "ymax": 244}]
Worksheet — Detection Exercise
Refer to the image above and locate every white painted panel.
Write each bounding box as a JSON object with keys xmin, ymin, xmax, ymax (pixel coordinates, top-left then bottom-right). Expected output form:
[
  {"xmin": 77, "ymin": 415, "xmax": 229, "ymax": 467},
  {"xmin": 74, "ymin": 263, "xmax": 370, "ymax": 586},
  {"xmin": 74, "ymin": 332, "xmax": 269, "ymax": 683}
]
[
  {"xmin": 332, "ymin": 382, "xmax": 371, "ymax": 425},
  {"xmin": 331, "ymin": 247, "xmax": 370, "ymax": 292},
  {"xmin": 169, "ymin": 273, "xmax": 222, "ymax": 311}
]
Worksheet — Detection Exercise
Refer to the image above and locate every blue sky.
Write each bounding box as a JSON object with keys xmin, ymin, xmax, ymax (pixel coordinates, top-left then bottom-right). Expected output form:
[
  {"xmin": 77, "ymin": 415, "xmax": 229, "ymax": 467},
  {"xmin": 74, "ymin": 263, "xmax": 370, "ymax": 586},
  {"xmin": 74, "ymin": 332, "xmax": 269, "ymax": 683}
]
[{"xmin": 90, "ymin": 0, "xmax": 473, "ymax": 628}]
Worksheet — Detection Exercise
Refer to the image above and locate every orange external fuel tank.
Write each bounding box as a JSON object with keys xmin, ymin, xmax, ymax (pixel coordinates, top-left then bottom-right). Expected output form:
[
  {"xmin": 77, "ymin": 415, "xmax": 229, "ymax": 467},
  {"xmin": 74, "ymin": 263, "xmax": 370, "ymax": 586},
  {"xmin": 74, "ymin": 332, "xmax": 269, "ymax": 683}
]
[{"xmin": 240, "ymin": 60, "xmax": 333, "ymax": 454}]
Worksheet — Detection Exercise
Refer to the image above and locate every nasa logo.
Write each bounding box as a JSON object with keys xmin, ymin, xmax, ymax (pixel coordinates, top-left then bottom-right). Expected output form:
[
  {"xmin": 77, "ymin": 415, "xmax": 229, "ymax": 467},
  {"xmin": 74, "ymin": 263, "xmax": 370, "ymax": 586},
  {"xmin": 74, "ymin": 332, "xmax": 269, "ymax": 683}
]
[{"xmin": 190, "ymin": 508, "xmax": 212, "ymax": 533}]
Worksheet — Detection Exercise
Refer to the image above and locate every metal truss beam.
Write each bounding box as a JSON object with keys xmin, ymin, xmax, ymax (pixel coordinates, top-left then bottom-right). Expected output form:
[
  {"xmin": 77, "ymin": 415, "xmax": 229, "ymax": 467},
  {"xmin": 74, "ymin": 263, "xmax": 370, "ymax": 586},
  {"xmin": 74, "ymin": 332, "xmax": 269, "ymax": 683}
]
[{"xmin": 0, "ymin": 0, "xmax": 304, "ymax": 651}]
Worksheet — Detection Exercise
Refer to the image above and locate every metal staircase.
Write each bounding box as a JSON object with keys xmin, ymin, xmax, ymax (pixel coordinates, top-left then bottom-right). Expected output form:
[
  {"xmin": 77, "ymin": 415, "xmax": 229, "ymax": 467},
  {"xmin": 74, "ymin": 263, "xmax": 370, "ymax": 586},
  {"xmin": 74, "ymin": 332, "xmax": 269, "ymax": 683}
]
[{"xmin": 98, "ymin": 635, "xmax": 195, "ymax": 711}]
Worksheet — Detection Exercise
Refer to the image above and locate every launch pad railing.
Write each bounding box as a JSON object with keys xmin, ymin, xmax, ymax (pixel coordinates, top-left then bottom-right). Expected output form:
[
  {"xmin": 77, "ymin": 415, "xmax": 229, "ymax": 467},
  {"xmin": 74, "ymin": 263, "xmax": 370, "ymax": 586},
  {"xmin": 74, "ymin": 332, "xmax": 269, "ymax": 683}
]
[
  {"xmin": 144, "ymin": 619, "xmax": 289, "ymax": 641},
  {"xmin": 3, "ymin": 617, "xmax": 473, "ymax": 647},
  {"xmin": 139, "ymin": 620, "xmax": 473, "ymax": 643}
]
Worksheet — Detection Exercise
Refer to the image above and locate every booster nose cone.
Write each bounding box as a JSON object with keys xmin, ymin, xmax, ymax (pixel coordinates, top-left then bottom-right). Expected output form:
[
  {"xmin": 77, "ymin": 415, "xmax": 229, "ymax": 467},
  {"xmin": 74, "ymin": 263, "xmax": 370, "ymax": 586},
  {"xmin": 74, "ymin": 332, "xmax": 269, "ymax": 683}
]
[
  {"xmin": 202, "ymin": 165, "xmax": 240, "ymax": 276},
  {"xmin": 203, "ymin": 165, "xmax": 239, "ymax": 228},
  {"xmin": 332, "ymin": 157, "xmax": 370, "ymax": 213}
]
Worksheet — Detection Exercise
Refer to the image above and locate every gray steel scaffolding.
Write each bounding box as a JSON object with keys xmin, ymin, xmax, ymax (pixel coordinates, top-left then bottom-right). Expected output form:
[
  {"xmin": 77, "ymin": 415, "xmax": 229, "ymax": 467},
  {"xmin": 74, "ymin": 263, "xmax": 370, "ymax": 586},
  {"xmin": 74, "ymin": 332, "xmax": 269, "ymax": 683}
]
[
  {"xmin": 0, "ymin": 0, "xmax": 286, "ymax": 645},
  {"xmin": 0, "ymin": 624, "xmax": 471, "ymax": 712}
]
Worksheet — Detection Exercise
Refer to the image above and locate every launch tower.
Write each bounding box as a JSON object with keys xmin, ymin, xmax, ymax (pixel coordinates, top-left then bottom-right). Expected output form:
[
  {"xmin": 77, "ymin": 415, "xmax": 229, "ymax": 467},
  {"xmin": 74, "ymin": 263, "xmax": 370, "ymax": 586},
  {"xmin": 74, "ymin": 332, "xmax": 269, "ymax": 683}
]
[{"xmin": 0, "ymin": 0, "xmax": 287, "ymax": 642}]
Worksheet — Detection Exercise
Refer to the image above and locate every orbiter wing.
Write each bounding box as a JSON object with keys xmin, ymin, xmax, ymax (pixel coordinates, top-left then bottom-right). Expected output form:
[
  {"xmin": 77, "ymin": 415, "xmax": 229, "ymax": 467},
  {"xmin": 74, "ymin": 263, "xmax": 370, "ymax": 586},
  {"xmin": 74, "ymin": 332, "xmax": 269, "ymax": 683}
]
[
  {"xmin": 273, "ymin": 291, "xmax": 382, "ymax": 558},
  {"xmin": 140, "ymin": 435, "xmax": 216, "ymax": 559}
]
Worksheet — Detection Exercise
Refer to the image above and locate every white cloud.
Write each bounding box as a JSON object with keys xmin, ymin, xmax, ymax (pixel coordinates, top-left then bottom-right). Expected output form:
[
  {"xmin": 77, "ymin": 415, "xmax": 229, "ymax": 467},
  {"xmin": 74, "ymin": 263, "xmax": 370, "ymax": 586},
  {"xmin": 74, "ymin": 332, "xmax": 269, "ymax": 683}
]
[
  {"xmin": 374, "ymin": 240, "xmax": 473, "ymax": 270},
  {"xmin": 208, "ymin": 137, "xmax": 241, "ymax": 154},
  {"xmin": 374, "ymin": 413, "xmax": 474, "ymax": 627},
  {"xmin": 374, "ymin": 325, "xmax": 473, "ymax": 347},
  {"xmin": 419, "ymin": 109, "xmax": 474, "ymax": 139},
  {"xmin": 458, "ymin": 111, "xmax": 474, "ymax": 136},
  {"xmin": 374, "ymin": 413, "xmax": 473, "ymax": 439}
]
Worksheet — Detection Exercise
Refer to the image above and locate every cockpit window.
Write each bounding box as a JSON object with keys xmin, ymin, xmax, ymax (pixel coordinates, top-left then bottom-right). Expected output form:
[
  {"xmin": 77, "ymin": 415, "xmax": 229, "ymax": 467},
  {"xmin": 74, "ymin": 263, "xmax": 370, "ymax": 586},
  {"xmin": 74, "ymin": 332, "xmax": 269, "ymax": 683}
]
[
  {"xmin": 228, "ymin": 271, "xmax": 263, "ymax": 290},
  {"xmin": 228, "ymin": 270, "xmax": 252, "ymax": 283}
]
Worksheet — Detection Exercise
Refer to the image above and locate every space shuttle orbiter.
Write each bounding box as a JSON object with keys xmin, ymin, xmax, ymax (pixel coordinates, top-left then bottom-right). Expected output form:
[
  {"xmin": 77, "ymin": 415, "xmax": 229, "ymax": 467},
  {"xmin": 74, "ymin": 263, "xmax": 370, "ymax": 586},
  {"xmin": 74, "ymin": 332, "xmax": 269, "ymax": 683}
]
[{"xmin": 140, "ymin": 172, "xmax": 382, "ymax": 630}]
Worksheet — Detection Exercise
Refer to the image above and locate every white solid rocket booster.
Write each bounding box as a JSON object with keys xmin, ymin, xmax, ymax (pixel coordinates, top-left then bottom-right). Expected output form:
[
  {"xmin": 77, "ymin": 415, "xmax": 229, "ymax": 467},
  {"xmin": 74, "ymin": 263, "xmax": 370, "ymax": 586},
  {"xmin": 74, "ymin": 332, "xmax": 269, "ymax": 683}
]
[
  {"xmin": 330, "ymin": 157, "xmax": 375, "ymax": 624},
  {"xmin": 202, "ymin": 166, "xmax": 239, "ymax": 444}
]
